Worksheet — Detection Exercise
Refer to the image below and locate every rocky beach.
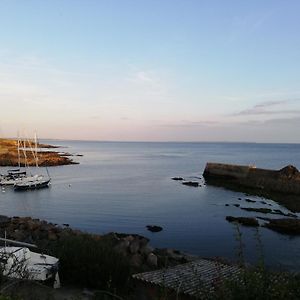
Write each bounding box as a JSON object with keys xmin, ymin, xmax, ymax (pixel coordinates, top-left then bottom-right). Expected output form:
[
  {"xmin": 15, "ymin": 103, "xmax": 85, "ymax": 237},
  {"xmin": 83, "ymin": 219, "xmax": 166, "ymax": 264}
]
[{"xmin": 0, "ymin": 215, "xmax": 195, "ymax": 271}]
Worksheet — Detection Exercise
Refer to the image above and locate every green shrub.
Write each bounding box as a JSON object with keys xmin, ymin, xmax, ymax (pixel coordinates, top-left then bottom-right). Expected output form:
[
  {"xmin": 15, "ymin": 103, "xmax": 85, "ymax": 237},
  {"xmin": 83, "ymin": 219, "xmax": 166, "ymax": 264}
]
[{"xmin": 49, "ymin": 234, "xmax": 131, "ymax": 291}]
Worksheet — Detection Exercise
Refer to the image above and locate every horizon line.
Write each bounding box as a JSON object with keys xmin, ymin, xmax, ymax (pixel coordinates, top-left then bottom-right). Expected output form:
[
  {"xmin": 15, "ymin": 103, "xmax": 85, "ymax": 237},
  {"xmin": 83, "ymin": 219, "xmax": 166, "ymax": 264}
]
[{"xmin": 2, "ymin": 136, "xmax": 299, "ymax": 145}]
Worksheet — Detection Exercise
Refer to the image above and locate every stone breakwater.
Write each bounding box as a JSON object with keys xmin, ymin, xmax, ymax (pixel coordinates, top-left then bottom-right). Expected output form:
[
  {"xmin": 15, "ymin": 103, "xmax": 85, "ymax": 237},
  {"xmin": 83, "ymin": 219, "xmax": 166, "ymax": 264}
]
[
  {"xmin": 203, "ymin": 163, "xmax": 300, "ymax": 212},
  {"xmin": 0, "ymin": 216, "xmax": 195, "ymax": 271},
  {"xmin": 203, "ymin": 163, "xmax": 300, "ymax": 195}
]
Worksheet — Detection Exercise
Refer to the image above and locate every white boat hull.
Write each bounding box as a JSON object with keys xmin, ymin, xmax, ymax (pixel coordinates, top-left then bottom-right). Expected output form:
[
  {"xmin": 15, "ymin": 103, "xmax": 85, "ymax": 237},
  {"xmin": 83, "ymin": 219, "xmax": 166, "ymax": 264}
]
[{"xmin": 0, "ymin": 247, "xmax": 60, "ymax": 288}]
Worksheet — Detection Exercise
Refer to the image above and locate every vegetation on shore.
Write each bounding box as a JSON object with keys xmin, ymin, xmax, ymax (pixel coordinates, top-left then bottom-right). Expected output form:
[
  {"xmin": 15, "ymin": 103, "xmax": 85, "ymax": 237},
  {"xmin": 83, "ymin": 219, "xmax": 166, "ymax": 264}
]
[
  {"xmin": 0, "ymin": 216, "xmax": 299, "ymax": 299},
  {"xmin": 206, "ymin": 225, "xmax": 300, "ymax": 300},
  {"xmin": 0, "ymin": 138, "xmax": 78, "ymax": 166}
]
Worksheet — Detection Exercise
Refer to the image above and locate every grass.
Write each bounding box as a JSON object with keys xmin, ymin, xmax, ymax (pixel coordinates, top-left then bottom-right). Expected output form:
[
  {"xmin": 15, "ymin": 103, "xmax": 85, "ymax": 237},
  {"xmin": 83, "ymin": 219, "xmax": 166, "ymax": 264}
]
[{"xmin": 206, "ymin": 225, "xmax": 300, "ymax": 300}]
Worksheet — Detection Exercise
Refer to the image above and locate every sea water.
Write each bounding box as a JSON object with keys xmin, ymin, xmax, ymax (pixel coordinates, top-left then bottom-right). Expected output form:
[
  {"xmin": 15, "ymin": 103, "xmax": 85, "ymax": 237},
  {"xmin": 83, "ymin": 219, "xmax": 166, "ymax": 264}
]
[{"xmin": 1, "ymin": 141, "xmax": 300, "ymax": 271}]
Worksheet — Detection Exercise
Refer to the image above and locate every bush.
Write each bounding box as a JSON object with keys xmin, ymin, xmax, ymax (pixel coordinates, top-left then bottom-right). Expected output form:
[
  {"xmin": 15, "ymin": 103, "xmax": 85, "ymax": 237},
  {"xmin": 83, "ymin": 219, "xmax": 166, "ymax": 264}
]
[
  {"xmin": 49, "ymin": 234, "xmax": 131, "ymax": 291},
  {"xmin": 208, "ymin": 225, "xmax": 300, "ymax": 300},
  {"xmin": 210, "ymin": 268, "xmax": 300, "ymax": 300}
]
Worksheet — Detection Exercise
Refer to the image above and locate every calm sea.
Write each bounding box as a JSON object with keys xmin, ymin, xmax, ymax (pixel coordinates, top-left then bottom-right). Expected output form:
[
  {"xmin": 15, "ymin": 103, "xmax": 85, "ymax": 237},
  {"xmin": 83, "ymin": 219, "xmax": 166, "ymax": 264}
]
[{"xmin": 1, "ymin": 141, "xmax": 300, "ymax": 271}]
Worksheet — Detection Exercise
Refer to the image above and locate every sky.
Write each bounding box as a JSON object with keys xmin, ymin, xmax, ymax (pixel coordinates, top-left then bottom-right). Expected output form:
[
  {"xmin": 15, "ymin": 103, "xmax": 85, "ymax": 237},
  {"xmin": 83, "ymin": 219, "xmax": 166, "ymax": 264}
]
[{"xmin": 0, "ymin": 0, "xmax": 300, "ymax": 143}]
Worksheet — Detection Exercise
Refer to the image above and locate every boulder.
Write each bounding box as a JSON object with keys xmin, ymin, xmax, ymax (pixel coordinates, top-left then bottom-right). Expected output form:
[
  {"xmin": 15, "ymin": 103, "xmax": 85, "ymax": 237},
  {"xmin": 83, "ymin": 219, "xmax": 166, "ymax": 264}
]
[
  {"xmin": 172, "ymin": 177, "xmax": 184, "ymax": 181},
  {"xmin": 182, "ymin": 181, "xmax": 199, "ymax": 187},
  {"xmin": 123, "ymin": 235, "xmax": 135, "ymax": 243},
  {"xmin": 129, "ymin": 240, "xmax": 140, "ymax": 254},
  {"xmin": 140, "ymin": 245, "xmax": 154, "ymax": 256},
  {"xmin": 279, "ymin": 165, "xmax": 299, "ymax": 177},
  {"xmin": 146, "ymin": 225, "xmax": 163, "ymax": 233},
  {"xmin": 114, "ymin": 240, "xmax": 130, "ymax": 255},
  {"xmin": 139, "ymin": 237, "xmax": 149, "ymax": 248},
  {"xmin": 147, "ymin": 253, "xmax": 158, "ymax": 267}
]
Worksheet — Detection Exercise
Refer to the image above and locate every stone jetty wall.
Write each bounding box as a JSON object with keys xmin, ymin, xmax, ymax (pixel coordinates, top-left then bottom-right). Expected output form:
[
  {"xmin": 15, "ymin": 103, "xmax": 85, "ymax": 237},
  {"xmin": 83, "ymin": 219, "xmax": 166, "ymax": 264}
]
[{"xmin": 203, "ymin": 163, "xmax": 300, "ymax": 195}]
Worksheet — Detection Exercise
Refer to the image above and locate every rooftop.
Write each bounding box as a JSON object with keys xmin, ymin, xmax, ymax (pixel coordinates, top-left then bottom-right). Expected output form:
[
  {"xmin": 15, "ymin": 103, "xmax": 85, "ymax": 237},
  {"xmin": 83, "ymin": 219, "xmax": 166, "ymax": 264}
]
[{"xmin": 133, "ymin": 259, "xmax": 241, "ymax": 298}]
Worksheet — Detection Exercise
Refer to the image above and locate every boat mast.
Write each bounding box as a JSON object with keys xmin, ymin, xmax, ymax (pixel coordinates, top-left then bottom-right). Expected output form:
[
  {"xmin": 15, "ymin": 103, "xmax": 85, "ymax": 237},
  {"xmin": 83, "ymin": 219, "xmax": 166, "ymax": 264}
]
[
  {"xmin": 34, "ymin": 132, "xmax": 39, "ymax": 168},
  {"xmin": 21, "ymin": 137, "xmax": 31, "ymax": 175},
  {"xmin": 17, "ymin": 131, "xmax": 20, "ymax": 168}
]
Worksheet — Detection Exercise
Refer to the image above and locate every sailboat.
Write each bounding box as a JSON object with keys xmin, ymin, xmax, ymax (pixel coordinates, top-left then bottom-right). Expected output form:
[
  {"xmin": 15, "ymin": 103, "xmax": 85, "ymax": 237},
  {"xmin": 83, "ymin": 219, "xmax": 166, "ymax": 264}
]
[
  {"xmin": 0, "ymin": 136, "xmax": 28, "ymax": 186},
  {"xmin": 14, "ymin": 133, "xmax": 51, "ymax": 191}
]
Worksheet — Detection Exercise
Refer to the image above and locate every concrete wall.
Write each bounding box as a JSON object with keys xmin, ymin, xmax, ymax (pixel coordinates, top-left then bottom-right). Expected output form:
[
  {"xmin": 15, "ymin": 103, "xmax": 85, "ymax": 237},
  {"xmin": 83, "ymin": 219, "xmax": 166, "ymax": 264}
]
[{"xmin": 203, "ymin": 163, "xmax": 300, "ymax": 195}]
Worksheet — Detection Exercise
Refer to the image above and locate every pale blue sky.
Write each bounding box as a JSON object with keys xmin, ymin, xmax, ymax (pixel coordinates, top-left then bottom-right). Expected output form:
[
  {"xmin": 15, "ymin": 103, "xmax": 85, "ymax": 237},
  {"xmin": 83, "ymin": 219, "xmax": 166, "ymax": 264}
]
[{"xmin": 0, "ymin": 0, "xmax": 300, "ymax": 142}]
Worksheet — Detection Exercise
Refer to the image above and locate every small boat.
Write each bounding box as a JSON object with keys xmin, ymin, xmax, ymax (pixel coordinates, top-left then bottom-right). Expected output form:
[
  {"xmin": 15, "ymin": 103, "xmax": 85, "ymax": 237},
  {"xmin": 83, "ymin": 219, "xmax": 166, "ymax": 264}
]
[
  {"xmin": 14, "ymin": 175, "xmax": 51, "ymax": 191},
  {"xmin": 0, "ymin": 137, "xmax": 28, "ymax": 186},
  {"xmin": 0, "ymin": 132, "xmax": 51, "ymax": 190},
  {"xmin": 0, "ymin": 238, "xmax": 60, "ymax": 288},
  {"xmin": 0, "ymin": 169, "xmax": 28, "ymax": 186}
]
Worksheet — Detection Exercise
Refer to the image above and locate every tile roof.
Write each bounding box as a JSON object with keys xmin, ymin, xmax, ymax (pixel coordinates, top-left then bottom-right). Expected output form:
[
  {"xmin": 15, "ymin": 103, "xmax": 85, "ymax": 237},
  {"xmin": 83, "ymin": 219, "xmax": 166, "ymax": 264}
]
[{"xmin": 133, "ymin": 259, "xmax": 241, "ymax": 298}]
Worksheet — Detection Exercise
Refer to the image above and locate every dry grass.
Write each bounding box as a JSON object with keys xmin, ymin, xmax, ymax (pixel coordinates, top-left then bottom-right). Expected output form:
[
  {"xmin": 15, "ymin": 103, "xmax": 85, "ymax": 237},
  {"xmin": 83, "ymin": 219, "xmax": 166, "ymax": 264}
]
[{"xmin": 0, "ymin": 139, "xmax": 76, "ymax": 167}]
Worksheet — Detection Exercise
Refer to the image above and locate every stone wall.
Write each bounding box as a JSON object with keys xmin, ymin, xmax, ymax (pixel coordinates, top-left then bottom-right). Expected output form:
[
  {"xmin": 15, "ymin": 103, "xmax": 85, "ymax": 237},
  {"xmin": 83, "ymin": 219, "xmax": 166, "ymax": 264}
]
[{"xmin": 203, "ymin": 163, "xmax": 300, "ymax": 195}]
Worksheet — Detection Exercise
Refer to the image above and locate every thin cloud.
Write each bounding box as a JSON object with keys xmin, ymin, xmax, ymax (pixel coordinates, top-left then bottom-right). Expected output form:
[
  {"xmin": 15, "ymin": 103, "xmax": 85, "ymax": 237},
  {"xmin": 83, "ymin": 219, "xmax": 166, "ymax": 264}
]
[
  {"xmin": 126, "ymin": 70, "xmax": 158, "ymax": 85},
  {"xmin": 263, "ymin": 116, "xmax": 300, "ymax": 125},
  {"xmin": 161, "ymin": 120, "xmax": 220, "ymax": 128},
  {"xmin": 233, "ymin": 99, "xmax": 300, "ymax": 116}
]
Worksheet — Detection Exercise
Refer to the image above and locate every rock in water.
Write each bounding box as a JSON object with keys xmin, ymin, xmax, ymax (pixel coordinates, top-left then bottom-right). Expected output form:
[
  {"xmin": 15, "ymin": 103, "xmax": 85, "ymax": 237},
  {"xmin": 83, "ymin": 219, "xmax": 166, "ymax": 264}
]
[
  {"xmin": 182, "ymin": 181, "xmax": 199, "ymax": 187},
  {"xmin": 146, "ymin": 225, "xmax": 163, "ymax": 232},
  {"xmin": 172, "ymin": 177, "xmax": 184, "ymax": 181},
  {"xmin": 226, "ymin": 216, "xmax": 259, "ymax": 227}
]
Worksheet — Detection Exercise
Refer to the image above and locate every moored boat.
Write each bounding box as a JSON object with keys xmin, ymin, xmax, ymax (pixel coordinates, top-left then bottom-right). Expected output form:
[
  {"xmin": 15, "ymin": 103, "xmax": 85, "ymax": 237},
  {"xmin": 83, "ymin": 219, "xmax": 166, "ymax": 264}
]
[
  {"xmin": 0, "ymin": 238, "xmax": 60, "ymax": 288},
  {"xmin": 14, "ymin": 175, "xmax": 51, "ymax": 191}
]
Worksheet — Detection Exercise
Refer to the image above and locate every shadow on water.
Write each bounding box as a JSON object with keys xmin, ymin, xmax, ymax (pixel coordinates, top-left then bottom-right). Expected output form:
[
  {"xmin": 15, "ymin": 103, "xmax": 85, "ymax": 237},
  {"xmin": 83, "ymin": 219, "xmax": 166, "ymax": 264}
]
[{"xmin": 204, "ymin": 178, "xmax": 300, "ymax": 213}]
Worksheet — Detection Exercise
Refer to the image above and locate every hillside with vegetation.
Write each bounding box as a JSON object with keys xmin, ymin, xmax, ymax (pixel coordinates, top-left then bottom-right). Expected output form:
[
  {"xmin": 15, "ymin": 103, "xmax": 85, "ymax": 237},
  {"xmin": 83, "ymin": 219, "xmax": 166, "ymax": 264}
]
[{"xmin": 0, "ymin": 138, "xmax": 77, "ymax": 167}]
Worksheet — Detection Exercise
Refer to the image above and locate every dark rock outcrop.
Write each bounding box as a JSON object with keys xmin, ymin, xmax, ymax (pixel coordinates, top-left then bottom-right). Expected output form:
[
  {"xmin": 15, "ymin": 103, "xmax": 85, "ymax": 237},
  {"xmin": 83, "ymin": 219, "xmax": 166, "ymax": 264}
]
[
  {"xmin": 241, "ymin": 207, "xmax": 272, "ymax": 214},
  {"xmin": 182, "ymin": 181, "xmax": 199, "ymax": 187},
  {"xmin": 146, "ymin": 225, "xmax": 163, "ymax": 233},
  {"xmin": 226, "ymin": 216, "xmax": 259, "ymax": 227},
  {"xmin": 245, "ymin": 199, "xmax": 256, "ymax": 203},
  {"xmin": 264, "ymin": 218, "xmax": 300, "ymax": 235},
  {"xmin": 172, "ymin": 177, "xmax": 184, "ymax": 181}
]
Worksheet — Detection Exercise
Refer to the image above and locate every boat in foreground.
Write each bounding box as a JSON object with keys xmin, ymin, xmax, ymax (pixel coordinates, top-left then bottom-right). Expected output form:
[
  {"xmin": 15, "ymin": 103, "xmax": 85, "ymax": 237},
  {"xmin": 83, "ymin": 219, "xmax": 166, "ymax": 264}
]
[{"xmin": 0, "ymin": 238, "xmax": 60, "ymax": 288}]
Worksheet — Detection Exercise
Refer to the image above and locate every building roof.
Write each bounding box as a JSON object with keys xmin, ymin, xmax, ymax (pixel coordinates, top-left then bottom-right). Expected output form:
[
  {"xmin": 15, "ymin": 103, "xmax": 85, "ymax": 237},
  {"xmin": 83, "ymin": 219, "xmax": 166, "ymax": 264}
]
[{"xmin": 132, "ymin": 259, "xmax": 241, "ymax": 298}]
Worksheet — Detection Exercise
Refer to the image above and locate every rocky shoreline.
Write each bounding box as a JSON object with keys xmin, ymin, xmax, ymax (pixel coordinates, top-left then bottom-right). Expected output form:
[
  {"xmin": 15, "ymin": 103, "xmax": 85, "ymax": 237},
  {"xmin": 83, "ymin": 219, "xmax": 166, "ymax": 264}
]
[
  {"xmin": 0, "ymin": 215, "xmax": 196, "ymax": 272},
  {"xmin": 0, "ymin": 138, "xmax": 78, "ymax": 166}
]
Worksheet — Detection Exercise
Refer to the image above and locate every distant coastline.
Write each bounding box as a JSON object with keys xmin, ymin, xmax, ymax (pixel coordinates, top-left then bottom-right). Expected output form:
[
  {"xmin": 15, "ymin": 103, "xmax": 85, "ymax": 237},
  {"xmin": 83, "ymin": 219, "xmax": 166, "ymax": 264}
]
[{"xmin": 0, "ymin": 138, "xmax": 79, "ymax": 167}]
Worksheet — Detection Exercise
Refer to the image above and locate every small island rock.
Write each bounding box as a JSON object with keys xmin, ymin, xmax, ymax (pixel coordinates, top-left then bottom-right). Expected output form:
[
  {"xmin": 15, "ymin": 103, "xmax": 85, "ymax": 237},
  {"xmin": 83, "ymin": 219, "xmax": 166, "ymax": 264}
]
[{"xmin": 146, "ymin": 225, "xmax": 163, "ymax": 233}]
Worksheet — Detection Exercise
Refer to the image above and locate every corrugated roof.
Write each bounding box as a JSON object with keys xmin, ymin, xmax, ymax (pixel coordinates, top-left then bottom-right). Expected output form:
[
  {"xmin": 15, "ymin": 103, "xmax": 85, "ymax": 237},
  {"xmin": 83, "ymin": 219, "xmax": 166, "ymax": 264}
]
[{"xmin": 132, "ymin": 259, "xmax": 241, "ymax": 298}]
